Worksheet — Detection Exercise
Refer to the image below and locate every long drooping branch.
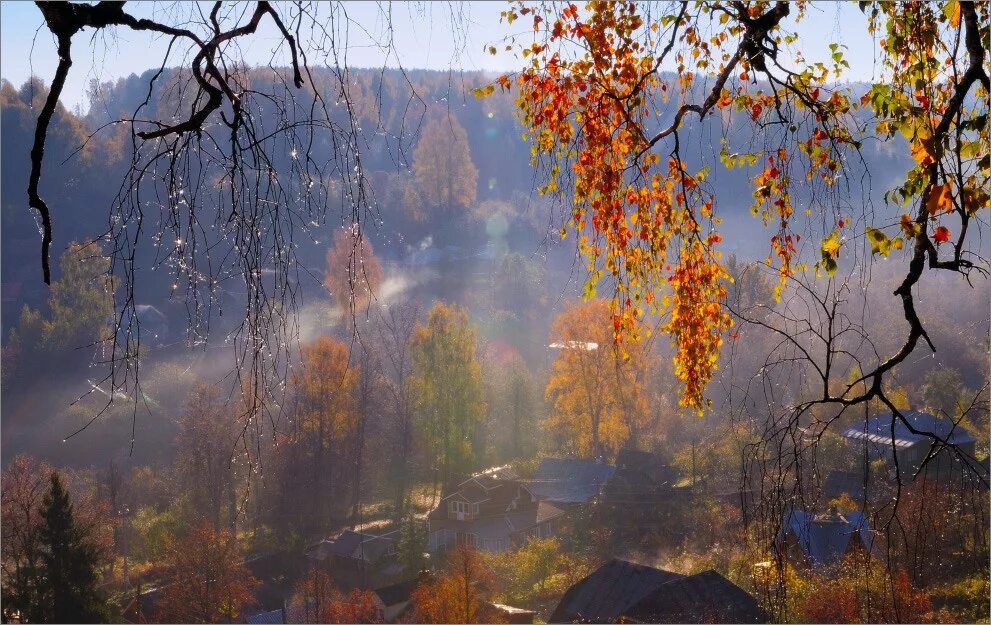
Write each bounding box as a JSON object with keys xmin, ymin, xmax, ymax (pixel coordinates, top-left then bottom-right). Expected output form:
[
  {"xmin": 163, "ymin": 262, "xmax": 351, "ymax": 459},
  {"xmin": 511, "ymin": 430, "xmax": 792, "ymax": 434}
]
[{"xmin": 28, "ymin": 1, "xmax": 305, "ymax": 283}]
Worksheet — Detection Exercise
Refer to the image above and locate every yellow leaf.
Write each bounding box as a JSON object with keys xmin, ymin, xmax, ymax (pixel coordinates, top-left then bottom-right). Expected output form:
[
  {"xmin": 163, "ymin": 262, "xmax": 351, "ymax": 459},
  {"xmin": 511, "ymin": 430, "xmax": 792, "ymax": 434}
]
[{"xmin": 944, "ymin": 0, "xmax": 962, "ymax": 27}]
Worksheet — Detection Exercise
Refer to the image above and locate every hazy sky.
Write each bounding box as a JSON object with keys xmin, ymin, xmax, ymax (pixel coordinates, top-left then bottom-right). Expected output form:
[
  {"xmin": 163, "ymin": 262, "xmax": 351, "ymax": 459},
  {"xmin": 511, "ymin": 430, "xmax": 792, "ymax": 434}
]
[{"xmin": 1, "ymin": 1, "xmax": 879, "ymax": 112}]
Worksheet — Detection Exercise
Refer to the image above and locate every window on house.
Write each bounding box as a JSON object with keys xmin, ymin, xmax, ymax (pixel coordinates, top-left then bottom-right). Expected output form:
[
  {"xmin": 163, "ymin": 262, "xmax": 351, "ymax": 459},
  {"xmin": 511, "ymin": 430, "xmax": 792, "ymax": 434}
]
[
  {"xmin": 450, "ymin": 501, "xmax": 470, "ymax": 517},
  {"xmin": 456, "ymin": 532, "xmax": 477, "ymax": 547}
]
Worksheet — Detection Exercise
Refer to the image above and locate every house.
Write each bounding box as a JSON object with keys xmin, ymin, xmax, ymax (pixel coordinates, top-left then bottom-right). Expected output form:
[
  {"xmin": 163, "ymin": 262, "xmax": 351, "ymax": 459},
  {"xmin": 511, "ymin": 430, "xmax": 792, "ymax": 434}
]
[
  {"xmin": 549, "ymin": 559, "xmax": 683, "ymax": 623},
  {"xmin": 841, "ymin": 411, "xmax": 977, "ymax": 479},
  {"xmin": 821, "ymin": 470, "xmax": 866, "ymax": 503},
  {"xmin": 307, "ymin": 529, "xmax": 403, "ymax": 589},
  {"xmin": 622, "ymin": 569, "xmax": 767, "ymax": 623},
  {"xmin": 427, "ymin": 466, "xmax": 565, "ymax": 553},
  {"xmin": 374, "ymin": 576, "xmax": 425, "ymax": 622},
  {"xmin": 527, "ymin": 458, "xmax": 616, "ymax": 505},
  {"xmin": 778, "ymin": 508, "xmax": 874, "ymax": 568},
  {"xmin": 601, "ymin": 448, "xmax": 686, "ymax": 531},
  {"xmin": 549, "ymin": 559, "xmax": 765, "ymax": 623}
]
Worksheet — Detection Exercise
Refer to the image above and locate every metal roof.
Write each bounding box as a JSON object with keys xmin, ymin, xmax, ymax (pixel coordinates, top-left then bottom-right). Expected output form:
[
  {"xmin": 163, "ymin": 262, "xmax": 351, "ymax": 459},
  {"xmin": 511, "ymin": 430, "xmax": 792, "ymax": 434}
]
[
  {"xmin": 841, "ymin": 411, "xmax": 976, "ymax": 448},
  {"xmin": 528, "ymin": 458, "xmax": 617, "ymax": 504},
  {"xmin": 781, "ymin": 509, "xmax": 873, "ymax": 567}
]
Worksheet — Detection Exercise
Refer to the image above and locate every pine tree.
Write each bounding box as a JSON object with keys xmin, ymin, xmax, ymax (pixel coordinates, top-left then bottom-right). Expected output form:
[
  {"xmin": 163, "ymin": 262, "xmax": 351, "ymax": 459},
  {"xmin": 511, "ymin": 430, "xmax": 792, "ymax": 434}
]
[{"xmin": 39, "ymin": 473, "xmax": 111, "ymax": 623}]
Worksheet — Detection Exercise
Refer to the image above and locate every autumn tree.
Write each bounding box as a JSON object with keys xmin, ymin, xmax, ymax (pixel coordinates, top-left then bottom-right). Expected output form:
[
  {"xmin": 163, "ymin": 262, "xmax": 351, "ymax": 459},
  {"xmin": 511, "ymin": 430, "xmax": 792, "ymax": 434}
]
[
  {"xmin": 411, "ymin": 113, "xmax": 479, "ymax": 217},
  {"xmin": 292, "ymin": 568, "xmax": 383, "ymax": 624},
  {"xmin": 293, "ymin": 336, "xmax": 360, "ymax": 527},
  {"xmin": 1, "ymin": 458, "xmax": 114, "ymax": 623},
  {"xmin": 410, "ymin": 302, "xmax": 486, "ymax": 489},
  {"xmin": 1, "ymin": 456, "xmax": 55, "ymax": 623},
  {"xmin": 324, "ymin": 225, "xmax": 385, "ymax": 314},
  {"xmin": 545, "ymin": 299, "xmax": 653, "ymax": 460},
  {"xmin": 372, "ymin": 302, "xmax": 421, "ymax": 520},
  {"xmin": 406, "ymin": 545, "xmax": 500, "ymax": 624},
  {"xmin": 175, "ymin": 383, "xmax": 244, "ymax": 531},
  {"xmin": 155, "ymin": 524, "xmax": 259, "ymax": 623}
]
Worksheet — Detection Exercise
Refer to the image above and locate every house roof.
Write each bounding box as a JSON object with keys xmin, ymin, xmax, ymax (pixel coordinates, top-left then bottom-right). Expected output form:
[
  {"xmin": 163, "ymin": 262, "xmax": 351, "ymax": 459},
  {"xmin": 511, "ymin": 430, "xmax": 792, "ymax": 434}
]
[
  {"xmin": 624, "ymin": 570, "xmax": 766, "ymax": 623},
  {"xmin": 549, "ymin": 559, "xmax": 684, "ymax": 623},
  {"xmin": 374, "ymin": 576, "xmax": 423, "ymax": 606},
  {"xmin": 841, "ymin": 411, "xmax": 976, "ymax": 449},
  {"xmin": 308, "ymin": 529, "xmax": 397, "ymax": 563},
  {"xmin": 430, "ymin": 500, "xmax": 565, "ymax": 541},
  {"xmin": 822, "ymin": 470, "xmax": 866, "ymax": 501},
  {"xmin": 528, "ymin": 458, "xmax": 617, "ymax": 504},
  {"xmin": 430, "ymin": 470, "xmax": 536, "ymax": 522},
  {"xmin": 781, "ymin": 509, "xmax": 873, "ymax": 567}
]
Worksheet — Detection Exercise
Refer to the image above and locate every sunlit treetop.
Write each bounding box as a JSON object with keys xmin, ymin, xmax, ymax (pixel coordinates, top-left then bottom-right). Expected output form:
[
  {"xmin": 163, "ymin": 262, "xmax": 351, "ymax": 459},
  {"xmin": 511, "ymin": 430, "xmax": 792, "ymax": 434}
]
[{"xmin": 484, "ymin": 0, "xmax": 989, "ymax": 413}]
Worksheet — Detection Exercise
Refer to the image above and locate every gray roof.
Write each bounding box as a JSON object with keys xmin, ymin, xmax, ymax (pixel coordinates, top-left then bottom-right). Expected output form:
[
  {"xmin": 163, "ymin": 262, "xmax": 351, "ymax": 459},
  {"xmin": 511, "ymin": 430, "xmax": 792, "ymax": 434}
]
[
  {"xmin": 549, "ymin": 559, "xmax": 683, "ymax": 623},
  {"xmin": 624, "ymin": 570, "xmax": 766, "ymax": 623},
  {"xmin": 781, "ymin": 509, "xmax": 873, "ymax": 567},
  {"xmin": 528, "ymin": 458, "xmax": 616, "ymax": 504},
  {"xmin": 308, "ymin": 529, "xmax": 397, "ymax": 563},
  {"xmin": 841, "ymin": 411, "xmax": 976, "ymax": 449}
]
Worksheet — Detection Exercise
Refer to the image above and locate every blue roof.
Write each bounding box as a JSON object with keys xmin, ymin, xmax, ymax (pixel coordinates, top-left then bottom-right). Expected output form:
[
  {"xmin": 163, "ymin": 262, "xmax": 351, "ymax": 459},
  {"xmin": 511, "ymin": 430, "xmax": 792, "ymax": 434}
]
[
  {"xmin": 528, "ymin": 458, "xmax": 616, "ymax": 504},
  {"xmin": 782, "ymin": 510, "xmax": 873, "ymax": 567},
  {"xmin": 841, "ymin": 411, "xmax": 976, "ymax": 448}
]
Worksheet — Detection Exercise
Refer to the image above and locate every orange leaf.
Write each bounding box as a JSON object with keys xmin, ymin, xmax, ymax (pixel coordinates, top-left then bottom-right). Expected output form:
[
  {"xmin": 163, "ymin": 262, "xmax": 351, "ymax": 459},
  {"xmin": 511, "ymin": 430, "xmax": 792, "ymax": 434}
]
[{"xmin": 926, "ymin": 184, "xmax": 953, "ymax": 215}]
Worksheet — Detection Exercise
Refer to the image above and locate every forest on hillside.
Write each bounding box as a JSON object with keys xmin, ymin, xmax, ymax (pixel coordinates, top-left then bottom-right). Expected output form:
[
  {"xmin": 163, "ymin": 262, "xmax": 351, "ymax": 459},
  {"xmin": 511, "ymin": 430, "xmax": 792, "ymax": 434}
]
[{"xmin": 1, "ymin": 2, "xmax": 989, "ymax": 624}]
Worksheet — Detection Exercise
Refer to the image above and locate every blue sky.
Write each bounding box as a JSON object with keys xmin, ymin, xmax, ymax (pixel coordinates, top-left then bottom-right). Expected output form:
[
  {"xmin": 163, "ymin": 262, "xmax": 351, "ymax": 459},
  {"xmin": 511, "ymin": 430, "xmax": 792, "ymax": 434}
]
[{"xmin": 0, "ymin": 1, "xmax": 879, "ymax": 112}]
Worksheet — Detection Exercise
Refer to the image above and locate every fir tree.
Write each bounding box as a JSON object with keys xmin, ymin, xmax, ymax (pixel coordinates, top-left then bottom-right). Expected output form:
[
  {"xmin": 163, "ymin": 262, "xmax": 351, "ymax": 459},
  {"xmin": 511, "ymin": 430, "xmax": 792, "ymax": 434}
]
[{"xmin": 39, "ymin": 473, "xmax": 111, "ymax": 623}]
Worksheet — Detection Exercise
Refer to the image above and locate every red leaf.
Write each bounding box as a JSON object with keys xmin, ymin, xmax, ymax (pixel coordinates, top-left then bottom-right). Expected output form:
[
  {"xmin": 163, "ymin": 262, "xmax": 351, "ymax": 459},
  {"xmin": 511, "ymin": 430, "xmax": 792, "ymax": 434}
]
[{"xmin": 933, "ymin": 226, "xmax": 951, "ymax": 243}]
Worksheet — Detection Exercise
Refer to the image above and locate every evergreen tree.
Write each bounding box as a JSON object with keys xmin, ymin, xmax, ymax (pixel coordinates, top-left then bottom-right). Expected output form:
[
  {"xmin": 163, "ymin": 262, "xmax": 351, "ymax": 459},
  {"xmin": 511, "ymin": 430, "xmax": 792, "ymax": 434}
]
[{"xmin": 38, "ymin": 473, "xmax": 111, "ymax": 623}]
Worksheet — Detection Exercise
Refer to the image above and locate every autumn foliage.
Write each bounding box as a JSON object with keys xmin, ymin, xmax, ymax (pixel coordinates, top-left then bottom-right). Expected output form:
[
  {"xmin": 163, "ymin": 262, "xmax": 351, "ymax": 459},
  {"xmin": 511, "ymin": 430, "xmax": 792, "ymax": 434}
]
[
  {"xmin": 154, "ymin": 524, "xmax": 259, "ymax": 623},
  {"xmin": 544, "ymin": 299, "xmax": 652, "ymax": 460},
  {"xmin": 489, "ymin": 0, "xmax": 990, "ymax": 413},
  {"xmin": 406, "ymin": 546, "xmax": 502, "ymax": 624},
  {"xmin": 292, "ymin": 568, "xmax": 383, "ymax": 623}
]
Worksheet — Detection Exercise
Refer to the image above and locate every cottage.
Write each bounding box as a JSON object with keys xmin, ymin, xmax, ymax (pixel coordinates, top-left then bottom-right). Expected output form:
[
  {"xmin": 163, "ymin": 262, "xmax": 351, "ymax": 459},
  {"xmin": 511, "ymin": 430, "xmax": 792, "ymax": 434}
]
[
  {"xmin": 841, "ymin": 411, "xmax": 976, "ymax": 479},
  {"xmin": 307, "ymin": 529, "xmax": 402, "ymax": 589},
  {"xmin": 428, "ymin": 466, "xmax": 565, "ymax": 553},
  {"xmin": 622, "ymin": 569, "xmax": 767, "ymax": 623},
  {"xmin": 549, "ymin": 559, "xmax": 682, "ymax": 623},
  {"xmin": 527, "ymin": 458, "xmax": 616, "ymax": 505},
  {"xmin": 778, "ymin": 508, "xmax": 874, "ymax": 568},
  {"xmin": 549, "ymin": 559, "xmax": 765, "ymax": 623}
]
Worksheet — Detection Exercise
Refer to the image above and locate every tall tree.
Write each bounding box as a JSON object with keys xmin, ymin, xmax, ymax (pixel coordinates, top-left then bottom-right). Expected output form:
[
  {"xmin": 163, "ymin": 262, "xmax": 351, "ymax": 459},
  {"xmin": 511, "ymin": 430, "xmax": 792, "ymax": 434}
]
[
  {"xmin": 39, "ymin": 472, "xmax": 113, "ymax": 623},
  {"xmin": 294, "ymin": 336, "xmax": 360, "ymax": 527},
  {"xmin": 155, "ymin": 524, "xmax": 258, "ymax": 623},
  {"xmin": 373, "ymin": 302, "xmax": 420, "ymax": 520},
  {"xmin": 410, "ymin": 302, "xmax": 485, "ymax": 489},
  {"xmin": 545, "ymin": 300, "xmax": 652, "ymax": 460},
  {"xmin": 324, "ymin": 225, "xmax": 384, "ymax": 314},
  {"xmin": 1, "ymin": 456, "xmax": 54, "ymax": 623},
  {"xmin": 411, "ymin": 113, "xmax": 479, "ymax": 215},
  {"xmin": 175, "ymin": 384, "xmax": 243, "ymax": 531}
]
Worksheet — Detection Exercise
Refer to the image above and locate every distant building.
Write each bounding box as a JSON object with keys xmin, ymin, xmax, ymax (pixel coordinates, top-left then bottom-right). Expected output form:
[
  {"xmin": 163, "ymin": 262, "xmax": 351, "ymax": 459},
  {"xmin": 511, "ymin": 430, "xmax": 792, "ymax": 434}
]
[
  {"xmin": 427, "ymin": 466, "xmax": 565, "ymax": 553},
  {"xmin": 841, "ymin": 411, "xmax": 977, "ymax": 479},
  {"xmin": 307, "ymin": 529, "xmax": 403, "ymax": 589},
  {"xmin": 527, "ymin": 458, "xmax": 616, "ymax": 505},
  {"xmin": 549, "ymin": 559, "xmax": 765, "ymax": 623},
  {"xmin": 778, "ymin": 508, "xmax": 874, "ymax": 568},
  {"xmin": 821, "ymin": 470, "xmax": 867, "ymax": 503}
]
